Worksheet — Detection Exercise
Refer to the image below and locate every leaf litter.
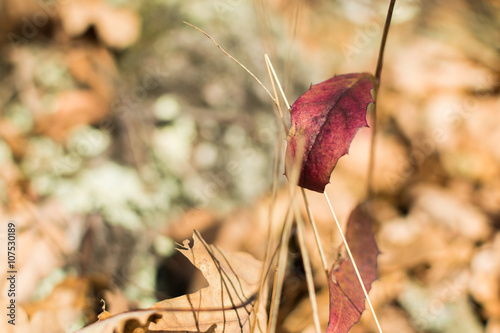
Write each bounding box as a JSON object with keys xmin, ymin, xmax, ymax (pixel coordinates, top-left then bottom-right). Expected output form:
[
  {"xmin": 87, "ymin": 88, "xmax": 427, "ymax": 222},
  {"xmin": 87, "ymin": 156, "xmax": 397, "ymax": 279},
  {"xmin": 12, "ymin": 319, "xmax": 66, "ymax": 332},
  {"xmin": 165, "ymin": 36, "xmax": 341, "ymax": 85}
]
[{"xmin": 1, "ymin": 0, "xmax": 500, "ymax": 332}]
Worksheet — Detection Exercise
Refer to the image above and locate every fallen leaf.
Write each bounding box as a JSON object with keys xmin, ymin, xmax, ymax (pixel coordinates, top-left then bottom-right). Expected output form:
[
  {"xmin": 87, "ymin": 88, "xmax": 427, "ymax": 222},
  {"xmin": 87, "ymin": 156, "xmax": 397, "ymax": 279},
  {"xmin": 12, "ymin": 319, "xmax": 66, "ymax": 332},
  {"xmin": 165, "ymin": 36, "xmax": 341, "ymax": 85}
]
[
  {"xmin": 285, "ymin": 73, "xmax": 375, "ymax": 192},
  {"xmin": 282, "ymin": 288, "xmax": 330, "ymax": 333},
  {"xmin": 94, "ymin": 6, "xmax": 141, "ymax": 49},
  {"xmin": 149, "ymin": 231, "xmax": 266, "ymax": 332},
  {"xmin": 29, "ymin": 310, "xmax": 66, "ymax": 333},
  {"xmin": 75, "ymin": 310, "xmax": 162, "ymax": 333},
  {"xmin": 377, "ymin": 216, "xmax": 473, "ymax": 274},
  {"xmin": 21, "ymin": 276, "xmax": 90, "ymax": 332},
  {"xmin": 166, "ymin": 209, "xmax": 217, "ymax": 242},
  {"xmin": 327, "ymin": 204, "xmax": 379, "ymax": 333},
  {"xmin": 0, "ymin": 200, "xmax": 82, "ymax": 303},
  {"xmin": 34, "ymin": 90, "xmax": 110, "ymax": 142},
  {"xmin": 409, "ymin": 184, "xmax": 491, "ymax": 242},
  {"xmin": 102, "ymin": 288, "xmax": 133, "ymax": 317},
  {"xmin": 469, "ymin": 234, "xmax": 500, "ymax": 318},
  {"xmin": 67, "ymin": 46, "xmax": 118, "ymax": 101},
  {"xmin": 0, "ymin": 119, "xmax": 27, "ymax": 158},
  {"xmin": 60, "ymin": 0, "xmax": 140, "ymax": 49}
]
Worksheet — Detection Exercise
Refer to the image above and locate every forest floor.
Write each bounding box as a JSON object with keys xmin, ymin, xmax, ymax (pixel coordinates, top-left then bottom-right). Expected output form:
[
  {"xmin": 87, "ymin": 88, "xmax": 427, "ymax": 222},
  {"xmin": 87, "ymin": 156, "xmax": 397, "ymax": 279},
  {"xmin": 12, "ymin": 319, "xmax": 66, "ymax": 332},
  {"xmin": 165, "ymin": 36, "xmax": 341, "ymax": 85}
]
[{"xmin": 0, "ymin": 0, "xmax": 500, "ymax": 332}]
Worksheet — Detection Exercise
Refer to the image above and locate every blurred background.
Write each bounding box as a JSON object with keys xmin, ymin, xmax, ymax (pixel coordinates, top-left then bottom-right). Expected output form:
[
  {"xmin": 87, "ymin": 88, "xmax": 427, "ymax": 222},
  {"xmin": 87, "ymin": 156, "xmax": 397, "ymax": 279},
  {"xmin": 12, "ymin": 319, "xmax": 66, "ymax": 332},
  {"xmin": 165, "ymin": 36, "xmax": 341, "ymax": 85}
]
[{"xmin": 0, "ymin": 0, "xmax": 499, "ymax": 332}]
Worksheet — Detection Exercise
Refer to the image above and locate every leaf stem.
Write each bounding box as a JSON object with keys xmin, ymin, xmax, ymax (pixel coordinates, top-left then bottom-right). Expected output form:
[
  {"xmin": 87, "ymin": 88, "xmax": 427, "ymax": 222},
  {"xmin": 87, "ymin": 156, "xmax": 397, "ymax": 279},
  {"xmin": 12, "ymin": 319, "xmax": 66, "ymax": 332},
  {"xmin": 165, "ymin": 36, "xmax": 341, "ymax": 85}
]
[
  {"xmin": 368, "ymin": 0, "xmax": 396, "ymax": 198},
  {"xmin": 324, "ymin": 192, "xmax": 383, "ymax": 333},
  {"xmin": 374, "ymin": 0, "xmax": 396, "ymax": 87}
]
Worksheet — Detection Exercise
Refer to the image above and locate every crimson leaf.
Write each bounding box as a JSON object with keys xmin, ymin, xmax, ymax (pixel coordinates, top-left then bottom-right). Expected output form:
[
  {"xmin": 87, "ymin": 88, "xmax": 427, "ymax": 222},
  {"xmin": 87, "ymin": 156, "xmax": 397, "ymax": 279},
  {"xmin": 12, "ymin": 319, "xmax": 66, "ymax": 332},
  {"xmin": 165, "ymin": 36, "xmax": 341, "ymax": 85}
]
[
  {"xmin": 327, "ymin": 204, "xmax": 380, "ymax": 333},
  {"xmin": 285, "ymin": 73, "xmax": 375, "ymax": 192}
]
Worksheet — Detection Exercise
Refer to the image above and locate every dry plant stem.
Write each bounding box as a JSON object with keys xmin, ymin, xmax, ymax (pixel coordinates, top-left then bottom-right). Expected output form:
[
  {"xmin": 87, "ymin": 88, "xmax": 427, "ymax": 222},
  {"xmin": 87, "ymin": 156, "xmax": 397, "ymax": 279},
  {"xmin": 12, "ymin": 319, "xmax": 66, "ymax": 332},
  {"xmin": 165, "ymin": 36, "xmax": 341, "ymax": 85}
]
[
  {"xmin": 294, "ymin": 202, "xmax": 321, "ymax": 333},
  {"xmin": 251, "ymin": 69, "xmax": 287, "ymax": 333},
  {"xmin": 268, "ymin": 133, "xmax": 305, "ymax": 333},
  {"xmin": 265, "ymin": 55, "xmax": 319, "ymax": 333},
  {"xmin": 266, "ymin": 55, "xmax": 329, "ymax": 282},
  {"xmin": 178, "ymin": 29, "xmax": 287, "ymax": 331},
  {"xmin": 374, "ymin": 0, "xmax": 396, "ymax": 85},
  {"xmin": 368, "ymin": 0, "xmax": 396, "ymax": 198},
  {"xmin": 301, "ymin": 188, "xmax": 329, "ymax": 279},
  {"xmin": 264, "ymin": 55, "xmax": 288, "ymax": 133},
  {"xmin": 181, "ymin": 28, "xmax": 297, "ymax": 331},
  {"xmin": 268, "ymin": 268, "xmax": 279, "ymax": 332},
  {"xmin": 183, "ymin": 21, "xmax": 278, "ymax": 106},
  {"xmin": 267, "ymin": 200, "xmax": 296, "ymax": 333},
  {"xmin": 264, "ymin": 54, "xmax": 291, "ymax": 108},
  {"xmin": 187, "ymin": 23, "xmax": 323, "ymax": 329},
  {"xmin": 324, "ymin": 192, "xmax": 383, "ymax": 333}
]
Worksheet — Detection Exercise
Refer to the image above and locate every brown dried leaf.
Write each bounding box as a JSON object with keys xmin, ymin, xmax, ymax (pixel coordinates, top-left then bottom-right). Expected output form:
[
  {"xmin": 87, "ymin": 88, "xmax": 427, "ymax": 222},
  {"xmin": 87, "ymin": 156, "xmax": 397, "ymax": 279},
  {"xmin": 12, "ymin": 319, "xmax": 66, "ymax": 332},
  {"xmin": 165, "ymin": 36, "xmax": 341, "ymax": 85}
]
[
  {"xmin": 75, "ymin": 310, "xmax": 162, "ymax": 333},
  {"xmin": 149, "ymin": 231, "xmax": 266, "ymax": 332},
  {"xmin": 102, "ymin": 288, "xmax": 133, "ymax": 316},
  {"xmin": 67, "ymin": 46, "xmax": 118, "ymax": 101},
  {"xmin": 21, "ymin": 276, "xmax": 90, "ymax": 331},
  {"xmin": 60, "ymin": 0, "xmax": 140, "ymax": 49},
  {"xmin": 94, "ymin": 7, "xmax": 141, "ymax": 49},
  {"xmin": 34, "ymin": 90, "xmax": 110, "ymax": 142},
  {"xmin": 0, "ymin": 119, "xmax": 27, "ymax": 158}
]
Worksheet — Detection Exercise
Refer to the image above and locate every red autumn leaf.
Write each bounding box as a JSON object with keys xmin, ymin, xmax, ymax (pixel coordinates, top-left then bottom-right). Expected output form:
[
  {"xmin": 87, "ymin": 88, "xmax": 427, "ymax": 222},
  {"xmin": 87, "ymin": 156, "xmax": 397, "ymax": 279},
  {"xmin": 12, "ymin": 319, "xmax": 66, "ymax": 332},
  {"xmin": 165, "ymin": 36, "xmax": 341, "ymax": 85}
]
[
  {"xmin": 327, "ymin": 204, "xmax": 380, "ymax": 333},
  {"xmin": 285, "ymin": 73, "xmax": 375, "ymax": 192}
]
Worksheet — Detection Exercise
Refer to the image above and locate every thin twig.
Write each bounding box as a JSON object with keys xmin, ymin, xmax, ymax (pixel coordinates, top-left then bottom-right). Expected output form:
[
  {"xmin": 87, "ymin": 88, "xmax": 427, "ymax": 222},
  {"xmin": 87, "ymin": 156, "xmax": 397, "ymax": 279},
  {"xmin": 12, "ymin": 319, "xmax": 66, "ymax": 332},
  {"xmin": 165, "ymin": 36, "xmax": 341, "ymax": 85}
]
[
  {"xmin": 294, "ymin": 203, "xmax": 321, "ymax": 333},
  {"xmin": 268, "ymin": 133, "xmax": 306, "ymax": 333},
  {"xmin": 301, "ymin": 188, "xmax": 329, "ymax": 280},
  {"xmin": 368, "ymin": 0, "xmax": 396, "ymax": 198},
  {"xmin": 267, "ymin": 54, "xmax": 329, "ymax": 282},
  {"xmin": 267, "ymin": 198, "xmax": 296, "ymax": 333},
  {"xmin": 267, "ymin": 54, "xmax": 330, "ymax": 323},
  {"xmin": 264, "ymin": 55, "xmax": 288, "ymax": 133},
  {"xmin": 324, "ymin": 192, "xmax": 383, "ymax": 333},
  {"xmin": 367, "ymin": 0, "xmax": 396, "ymax": 198},
  {"xmin": 183, "ymin": 21, "xmax": 277, "ymax": 106},
  {"xmin": 264, "ymin": 54, "xmax": 291, "ymax": 110},
  {"xmin": 251, "ymin": 58, "xmax": 287, "ymax": 333},
  {"xmin": 374, "ymin": 0, "xmax": 396, "ymax": 87}
]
